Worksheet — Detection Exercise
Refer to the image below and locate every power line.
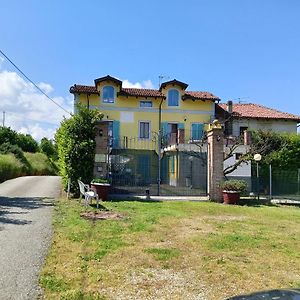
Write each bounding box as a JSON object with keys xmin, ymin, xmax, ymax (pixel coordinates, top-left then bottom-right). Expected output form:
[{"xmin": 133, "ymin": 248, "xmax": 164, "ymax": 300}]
[{"xmin": 0, "ymin": 49, "xmax": 72, "ymax": 116}]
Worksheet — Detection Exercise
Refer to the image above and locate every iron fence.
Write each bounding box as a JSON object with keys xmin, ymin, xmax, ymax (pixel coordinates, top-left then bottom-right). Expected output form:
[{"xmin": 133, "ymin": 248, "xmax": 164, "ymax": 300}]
[{"xmin": 108, "ymin": 136, "xmax": 207, "ymax": 196}]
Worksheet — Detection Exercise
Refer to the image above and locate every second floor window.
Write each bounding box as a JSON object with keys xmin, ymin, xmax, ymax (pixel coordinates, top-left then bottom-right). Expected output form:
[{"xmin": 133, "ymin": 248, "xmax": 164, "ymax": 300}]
[
  {"xmin": 139, "ymin": 121, "xmax": 150, "ymax": 139},
  {"xmin": 168, "ymin": 89, "xmax": 179, "ymax": 106},
  {"xmin": 102, "ymin": 86, "xmax": 115, "ymax": 103},
  {"xmin": 140, "ymin": 100, "xmax": 152, "ymax": 108}
]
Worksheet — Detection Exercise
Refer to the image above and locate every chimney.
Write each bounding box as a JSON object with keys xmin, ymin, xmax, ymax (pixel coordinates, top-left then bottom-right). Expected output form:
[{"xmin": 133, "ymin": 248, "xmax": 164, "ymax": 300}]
[{"xmin": 227, "ymin": 100, "xmax": 233, "ymax": 114}]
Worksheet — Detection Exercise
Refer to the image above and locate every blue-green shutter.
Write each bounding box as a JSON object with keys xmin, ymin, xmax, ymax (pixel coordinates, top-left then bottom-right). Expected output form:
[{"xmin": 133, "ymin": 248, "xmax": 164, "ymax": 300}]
[
  {"xmin": 191, "ymin": 123, "xmax": 204, "ymax": 140},
  {"xmin": 112, "ymin": 121, "xmax": 120, "ymax": 148},
  {"xmin": 178, "ymin": 123, "xmax": 184, "ymax": 130}
]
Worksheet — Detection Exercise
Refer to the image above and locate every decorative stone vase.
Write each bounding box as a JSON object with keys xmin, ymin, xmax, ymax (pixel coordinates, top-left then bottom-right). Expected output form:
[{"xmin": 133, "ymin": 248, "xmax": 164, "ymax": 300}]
[
  {"xmin": 222, "ymin": 191, "xmax": 240, "ymax": 204},
  {"xmin": 90, "ymin": 183, "xmax": 111, "ymax": 201}
]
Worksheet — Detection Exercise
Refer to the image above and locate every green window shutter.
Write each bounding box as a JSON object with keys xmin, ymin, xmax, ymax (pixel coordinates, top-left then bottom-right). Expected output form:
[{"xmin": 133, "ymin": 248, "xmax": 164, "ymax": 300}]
[
  {"xmin": 112, "ymin": 121, "xmax": 120, "ymax": 148},
  {"xmin": 191, "ymin": 123, "xmax": 204, "ymax": 140},
  {"xmin": 161, "ymin": 122, "xmax": 169, "ymax": 136},
  {"xmin": 178, "ymin": 123, "xmax": 184, "ymax": 130}
]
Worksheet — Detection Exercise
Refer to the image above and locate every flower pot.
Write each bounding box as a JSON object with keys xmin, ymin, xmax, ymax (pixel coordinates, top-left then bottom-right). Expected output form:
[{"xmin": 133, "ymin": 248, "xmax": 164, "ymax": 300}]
[
  {"xmin": 223, "ymin": 191, "xmax": 240, "ymax": 204},
  {"xmin": 91, "ymin": 183, "xmax": 111, "ymax": 201}
]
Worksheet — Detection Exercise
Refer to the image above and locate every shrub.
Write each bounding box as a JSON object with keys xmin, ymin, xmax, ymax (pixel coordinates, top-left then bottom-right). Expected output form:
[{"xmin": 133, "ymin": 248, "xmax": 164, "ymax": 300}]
[
  {"xmin": 0, "ymin": 154, "xmax": 23, "ymax": 182},
  {"xmin": 91, "ymin": 178, "xmax": 109, "ymax": 184},
  {"xmin": 221, "ymin": 179, "xmax": 247, "ymax": 193},
  {"xmin": 24, "ymin": 152, "xmax": 58, "ymax": 175},
  {"xmin": 0, "ymin": 142, "xmax": 31, "ymax": 173},
  {"xmin": 55, "ymin": 104, "xmax": 103, "ymax": 195}
]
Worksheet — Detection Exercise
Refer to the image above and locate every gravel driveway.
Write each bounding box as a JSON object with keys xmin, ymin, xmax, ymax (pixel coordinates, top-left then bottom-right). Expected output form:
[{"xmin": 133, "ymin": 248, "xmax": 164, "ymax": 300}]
[{"xmin": 0, "ymin": 176, "xmax": 61, "ymax": 300}]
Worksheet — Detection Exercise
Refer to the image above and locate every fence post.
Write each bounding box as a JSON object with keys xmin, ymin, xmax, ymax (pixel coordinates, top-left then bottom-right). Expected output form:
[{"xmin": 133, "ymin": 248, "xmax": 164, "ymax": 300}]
[{"xmin": 207, "ymin": 120, "xmax": 224, "ymax": 202}]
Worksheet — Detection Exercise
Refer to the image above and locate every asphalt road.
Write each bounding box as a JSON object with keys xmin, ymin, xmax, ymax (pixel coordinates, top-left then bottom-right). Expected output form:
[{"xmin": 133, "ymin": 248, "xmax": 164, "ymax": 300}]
[{"xmin": 0, "ymin": 176, "xmax": 61, "ymax": 300}]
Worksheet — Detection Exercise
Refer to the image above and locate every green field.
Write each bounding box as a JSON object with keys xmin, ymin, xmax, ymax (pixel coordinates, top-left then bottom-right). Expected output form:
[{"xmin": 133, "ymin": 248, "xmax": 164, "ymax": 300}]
[{"xmin": 40, "ymin": 199, "xmax": 300, "ymax": 300}]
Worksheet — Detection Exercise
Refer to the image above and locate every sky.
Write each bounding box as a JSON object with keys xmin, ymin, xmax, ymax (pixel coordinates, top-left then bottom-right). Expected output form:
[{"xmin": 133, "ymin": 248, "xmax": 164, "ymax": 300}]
[{"xmin": 1, "ymin": 0, "xmax": 300, "ymax": 140}]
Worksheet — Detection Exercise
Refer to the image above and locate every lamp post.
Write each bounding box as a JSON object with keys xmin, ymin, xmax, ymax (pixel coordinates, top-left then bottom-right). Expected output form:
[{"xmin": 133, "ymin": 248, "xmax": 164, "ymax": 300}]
[{"xmin": 254, "ymin": 154, "xmax": 262, "ymax": 200}]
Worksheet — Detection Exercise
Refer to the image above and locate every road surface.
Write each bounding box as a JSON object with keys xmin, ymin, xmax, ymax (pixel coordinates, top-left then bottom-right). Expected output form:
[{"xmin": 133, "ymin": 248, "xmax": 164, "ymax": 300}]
[{"xmin": 0, "ymin": 176, "xmax": 61, "ymax": 300}]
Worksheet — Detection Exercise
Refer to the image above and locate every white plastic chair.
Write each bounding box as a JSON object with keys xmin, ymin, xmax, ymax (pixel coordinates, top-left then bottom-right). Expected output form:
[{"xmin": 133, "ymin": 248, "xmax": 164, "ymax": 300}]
[{"xmin": 77, "ymin": 180, "xmax": 99, "ymax": 208}]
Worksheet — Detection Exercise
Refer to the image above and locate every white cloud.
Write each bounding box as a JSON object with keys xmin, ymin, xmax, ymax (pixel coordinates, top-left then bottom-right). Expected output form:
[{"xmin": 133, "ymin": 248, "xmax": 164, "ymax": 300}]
[
  {"xmin": 37, "ymin": 82, "xmax": 54, "ymax": 94},
  {"xmin": 0, "ymin": 57, "xmax": 4, "ymax": 69},
  {"xmin": 122, "ymin": 79, "xmax": 155, "ymax": 89},
  {"xmin": 0, "ymin": 70, "xmax": 72, "ymax": 141}
]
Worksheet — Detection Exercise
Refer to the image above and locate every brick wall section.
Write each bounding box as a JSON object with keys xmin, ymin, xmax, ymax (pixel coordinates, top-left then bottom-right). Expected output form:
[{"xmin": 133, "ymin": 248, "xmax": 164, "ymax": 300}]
[
  {"xmin": 94, "ymin": 122, "xmax": 109, "ymax": 178},
  {"xmin": 207, "ymin": 127, "xmax": 224, "ymax": 202}
]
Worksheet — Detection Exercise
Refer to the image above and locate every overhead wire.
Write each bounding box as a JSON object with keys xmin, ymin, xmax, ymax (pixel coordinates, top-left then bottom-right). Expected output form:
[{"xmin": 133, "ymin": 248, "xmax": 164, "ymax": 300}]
[{"xmin": 0, "ymin": 49, "xmax": 72, "ymax": 116}]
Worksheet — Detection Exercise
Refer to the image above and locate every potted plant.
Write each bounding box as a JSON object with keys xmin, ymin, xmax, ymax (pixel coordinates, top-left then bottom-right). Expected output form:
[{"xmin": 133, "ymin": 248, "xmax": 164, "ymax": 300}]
[
  {"xmin": 221, "ymin": 179, "xmax": 247, "ymax": 204},
  {"xmin": 90, "ymin": 178, "xmax": 111, "ymax": 201}
]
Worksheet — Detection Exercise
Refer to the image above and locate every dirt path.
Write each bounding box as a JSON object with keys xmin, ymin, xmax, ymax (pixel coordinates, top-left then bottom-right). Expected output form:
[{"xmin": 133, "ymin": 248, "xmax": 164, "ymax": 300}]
[{"xmin": 0, "ymin": 176, "xmax": 61, "ymax": 300}]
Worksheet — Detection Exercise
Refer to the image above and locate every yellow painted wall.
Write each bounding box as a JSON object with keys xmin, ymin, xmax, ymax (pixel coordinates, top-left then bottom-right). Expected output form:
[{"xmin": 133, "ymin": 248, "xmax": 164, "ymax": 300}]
[{"xmin": 76, "ymin": 82, "xmax": 214, "ymax": 148}]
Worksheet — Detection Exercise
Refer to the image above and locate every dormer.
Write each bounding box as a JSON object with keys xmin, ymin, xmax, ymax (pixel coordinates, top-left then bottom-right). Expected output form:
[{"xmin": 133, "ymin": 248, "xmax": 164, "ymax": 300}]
[
  {"xmin": 159, "ymin": 79, "xmax": 188, "ymax": 107},
  {"xmin": 94, "ymin": 75, "xmax": 122, "ymax": 104}
]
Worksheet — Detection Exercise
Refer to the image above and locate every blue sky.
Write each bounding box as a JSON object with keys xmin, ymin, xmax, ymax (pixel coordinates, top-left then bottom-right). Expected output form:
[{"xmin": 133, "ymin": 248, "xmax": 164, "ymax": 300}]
[{"xmin": 1, "ymin": 0, "xmax": 300, "ymax": 139}]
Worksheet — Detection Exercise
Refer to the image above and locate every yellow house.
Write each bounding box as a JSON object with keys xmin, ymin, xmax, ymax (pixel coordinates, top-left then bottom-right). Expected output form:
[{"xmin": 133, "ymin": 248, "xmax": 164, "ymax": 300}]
[
  {"xmin": 70, "ymin": 75, "xmax": 220, "ymax": 193},
  {"xmin": 70, "ymin": 75, "xmax": 219, "ymax": 147}
]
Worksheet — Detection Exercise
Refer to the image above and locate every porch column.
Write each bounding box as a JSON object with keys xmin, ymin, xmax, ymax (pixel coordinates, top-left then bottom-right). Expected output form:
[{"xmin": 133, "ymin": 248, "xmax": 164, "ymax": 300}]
[{"xmin": 207, "ymin": 120, "xmax": 224, "ymax": 202}]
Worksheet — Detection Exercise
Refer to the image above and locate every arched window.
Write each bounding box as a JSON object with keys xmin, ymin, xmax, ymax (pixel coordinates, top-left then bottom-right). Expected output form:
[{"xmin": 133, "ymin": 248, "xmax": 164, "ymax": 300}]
[
  {"xmin": 102, "ymin": 86, "xmax": 115, "ymax": 103},
  {"xmin": 168, "ymin": 89, "xmax": 179, "ymax": 106}
]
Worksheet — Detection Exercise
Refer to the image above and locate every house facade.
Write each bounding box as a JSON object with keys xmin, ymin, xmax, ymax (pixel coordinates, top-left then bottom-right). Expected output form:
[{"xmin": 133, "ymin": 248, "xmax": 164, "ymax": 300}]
[
  {"xmin": 70, "ymin": 75, "xmax": 219, "ymax": 147},
  {"xmin": 217, "ymin": 102, "xmax": 300, "ymax": 136},
  {"xmin": 217, "ymin": 101, "xmax": 300, "ymax": 189},
  {"xmin": 70, "ymin": 75, "xmax": 220, "ymax": 194}
]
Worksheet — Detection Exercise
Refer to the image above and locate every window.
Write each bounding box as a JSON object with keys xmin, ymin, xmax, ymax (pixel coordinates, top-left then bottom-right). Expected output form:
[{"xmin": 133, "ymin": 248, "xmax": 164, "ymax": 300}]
[
  {"xmin": 191, "ymin": 123, "xmax": 203, "ymax": 140},
  {"xmin": 140, "ymin": 100, "xmax": 152, "ymax": 108},
  {"xmin": 139, "ymin": 121, "xmax": 150, "ymax": 139},
  {"xmin": 167, "ymin": 89, "xmax": 179, "ymax": 106},
  {"xmin": 102, "ymin": 86, "xmax": 115, "ymax": 103},
  {"xmin": 239, "ymin": 126, "xmax": 248, "ymax": 136}
]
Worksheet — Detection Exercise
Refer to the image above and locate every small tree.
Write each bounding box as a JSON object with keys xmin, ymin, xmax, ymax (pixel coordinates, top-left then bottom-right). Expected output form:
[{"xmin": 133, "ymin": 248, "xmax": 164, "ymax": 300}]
[
  {"xmin": 40, "ymin": 137, "xmax": 57, "ymax": 159},
  {"xmin": 55, "ymin": 104, "xmax": 103, "ymax": 195}
]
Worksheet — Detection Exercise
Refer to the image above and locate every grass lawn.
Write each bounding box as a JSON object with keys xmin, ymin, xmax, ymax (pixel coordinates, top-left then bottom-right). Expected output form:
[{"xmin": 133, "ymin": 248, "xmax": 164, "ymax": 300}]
[{"xmin": 40, "ymin": 199, "xmax": 300, "ymax": 300}]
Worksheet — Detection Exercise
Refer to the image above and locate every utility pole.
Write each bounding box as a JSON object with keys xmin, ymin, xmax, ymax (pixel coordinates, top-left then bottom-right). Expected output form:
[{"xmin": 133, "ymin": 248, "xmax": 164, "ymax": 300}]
[{"xmin": 2, "ymin": 111, "xmax": 5, "ymax": 127}]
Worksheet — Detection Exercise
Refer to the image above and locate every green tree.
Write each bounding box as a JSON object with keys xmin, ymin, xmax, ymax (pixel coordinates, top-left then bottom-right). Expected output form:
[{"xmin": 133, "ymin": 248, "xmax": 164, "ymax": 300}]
[
  {"xmin": 0, "ymin": 127, "xmax": 18, "ymax": 145},
  {"xmin": 55, "ymin": 104, "xmax": 103, "ymax": 195},
  {"xmin": 224, "ymin": 130, "xmax": 300, "ymax": 176},
  {"xmin": 40, "ymin": 137, "xmax": 57, "ymax": 159},
  {"xmin": 16, "ymin": 133, "xmax": 39, "ymax": 153}
]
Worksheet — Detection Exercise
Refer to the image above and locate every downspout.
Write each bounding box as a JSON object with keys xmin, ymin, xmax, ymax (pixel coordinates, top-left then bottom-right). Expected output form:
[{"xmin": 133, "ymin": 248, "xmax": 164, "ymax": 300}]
[
  {"xmin": 157, "ymin": 97, "xmax": 164, "ymax": 196},
  {"xmin": 86, "ymin": 94, "xmax": 90, "ymax": 109}
]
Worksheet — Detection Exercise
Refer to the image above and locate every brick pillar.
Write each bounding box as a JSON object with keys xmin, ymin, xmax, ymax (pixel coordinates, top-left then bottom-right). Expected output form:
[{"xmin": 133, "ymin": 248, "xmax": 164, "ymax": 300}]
[
  {"xmin": 207, "ymin": 120, "xmax": 224, "ymax": 202},
  {"xmin": 94, "ymin": 121, "xmax": 109, "ymax": 178}
]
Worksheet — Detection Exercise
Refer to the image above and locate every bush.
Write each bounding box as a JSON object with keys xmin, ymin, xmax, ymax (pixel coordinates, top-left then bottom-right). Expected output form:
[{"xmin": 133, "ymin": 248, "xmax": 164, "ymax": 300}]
[
  {"xmin": 221, "ymin": 179, "xmax": 247, "ymax": 193},
  {"xmin": 24, "ymin": 152, "xmax": 58, "ymax": 175},
  {"xmin": 0, "ymin": 154, "xmax": 23, "ymax": 182},
  {"xmin": 0, "ymin": 142, "xmax": 31, "ymax": 173},
  {"xmin": 91, "ymin": 178, "xmax": 109, "ymax": 184},
  {"xmin": 55, "ymin": 104, "xmax": 103, "ymax": 195}
]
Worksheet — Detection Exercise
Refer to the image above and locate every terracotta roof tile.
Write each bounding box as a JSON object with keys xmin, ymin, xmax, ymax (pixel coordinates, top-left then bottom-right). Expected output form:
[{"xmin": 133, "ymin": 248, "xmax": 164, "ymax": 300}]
[
  {"xmin": 120, "ymin": 88, "xmax": 164, "ymax": 98},
  {"xmin": 184, "ymin": 91, "xmax": 220, "ymax": 101},
  {"xmin": 70, "ymin": 84, "xmax": 219, "ymax": 101},
  {"xmin": 218, "ymin": 103, "xmax": 300, "ymax": 122},
  {"xmin": 70, "ymin": 84, "xmax": 98, "ymax": 94}
]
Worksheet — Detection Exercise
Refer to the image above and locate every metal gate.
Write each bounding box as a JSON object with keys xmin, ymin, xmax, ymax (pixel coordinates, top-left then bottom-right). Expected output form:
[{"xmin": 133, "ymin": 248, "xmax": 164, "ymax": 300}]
[{"xmin": 109, "ymin": 145, "xmax": 207, "ymax": 196}]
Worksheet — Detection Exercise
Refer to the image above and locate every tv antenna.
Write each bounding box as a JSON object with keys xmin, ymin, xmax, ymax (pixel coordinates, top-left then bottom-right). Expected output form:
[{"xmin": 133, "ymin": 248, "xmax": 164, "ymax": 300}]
[{"xmin": 158, "ymin": 75, "xmax": 170, "ymax": 88}]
